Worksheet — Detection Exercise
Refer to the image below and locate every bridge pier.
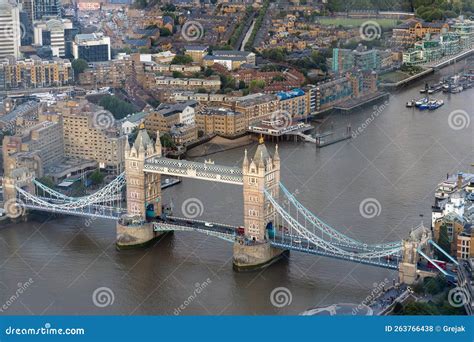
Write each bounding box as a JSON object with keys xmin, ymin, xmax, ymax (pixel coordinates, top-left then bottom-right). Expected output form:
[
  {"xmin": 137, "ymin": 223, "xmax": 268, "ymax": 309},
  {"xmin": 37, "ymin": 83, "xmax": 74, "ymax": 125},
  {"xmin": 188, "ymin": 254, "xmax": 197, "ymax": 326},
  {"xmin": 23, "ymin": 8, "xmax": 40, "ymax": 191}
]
[
  {"xmin": 116, "ymin": 219, "xmax": 171, "ymax": 250},
  {"xmin": 233, "ymin": 240, "xmax": 288, "ymax": 271}
]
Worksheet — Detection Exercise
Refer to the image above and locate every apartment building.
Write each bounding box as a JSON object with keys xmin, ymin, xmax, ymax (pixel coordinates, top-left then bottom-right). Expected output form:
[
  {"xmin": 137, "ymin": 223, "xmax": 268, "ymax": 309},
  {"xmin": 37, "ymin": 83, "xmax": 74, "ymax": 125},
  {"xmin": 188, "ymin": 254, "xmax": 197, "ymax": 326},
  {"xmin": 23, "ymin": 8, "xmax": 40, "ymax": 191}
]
[
  {"xmin": 57, "ymin": 100, "xmax": 126, "ymax": 173},
  {"xmin": 196, "ymin": 107, "xmax": 246, "ymax": 137},
  {"xmin": 0, "ymin": 56, "xmax": 73, "ymax": 90}
]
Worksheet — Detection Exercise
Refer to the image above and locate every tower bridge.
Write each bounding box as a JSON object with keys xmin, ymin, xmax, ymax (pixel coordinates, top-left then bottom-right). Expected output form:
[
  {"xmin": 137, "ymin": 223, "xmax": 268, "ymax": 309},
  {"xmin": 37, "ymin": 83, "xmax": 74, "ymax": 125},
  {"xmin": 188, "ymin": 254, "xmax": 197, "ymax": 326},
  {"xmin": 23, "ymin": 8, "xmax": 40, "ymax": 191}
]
[{"xmin": 2, "ymin": 126, "xmax": 454, "ymax": 283}]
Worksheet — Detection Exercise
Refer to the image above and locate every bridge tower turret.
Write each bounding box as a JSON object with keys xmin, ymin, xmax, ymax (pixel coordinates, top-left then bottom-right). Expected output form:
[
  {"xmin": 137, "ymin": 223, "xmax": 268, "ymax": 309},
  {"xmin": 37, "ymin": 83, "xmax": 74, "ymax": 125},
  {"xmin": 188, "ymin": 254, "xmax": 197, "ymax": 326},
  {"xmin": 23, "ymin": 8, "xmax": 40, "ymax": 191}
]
[
  {"xmin": 242, "ymin": 138, "xmax": 280, "ymax": 241},
  {"xmin": 398, "ymin": 224, "xmax": 432, "ymax": 285},
  {"xmin": 124, "ymin": 126, "xmax": 162, "ymax": 220},
  {"xmin": 234, "ymin": 138, "xmax": 287, "ymax": 271},
  {"xmin": 117, "ymin": 125, "xmax": 164, "ymax": 249}
]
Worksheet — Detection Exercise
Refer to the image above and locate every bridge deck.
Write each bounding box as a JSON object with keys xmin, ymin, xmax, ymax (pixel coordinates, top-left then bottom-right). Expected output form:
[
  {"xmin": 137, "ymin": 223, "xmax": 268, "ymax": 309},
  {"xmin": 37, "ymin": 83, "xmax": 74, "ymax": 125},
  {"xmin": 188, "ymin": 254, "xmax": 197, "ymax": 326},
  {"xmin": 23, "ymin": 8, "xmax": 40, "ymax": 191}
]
[{"xmin": 144, "ymin": 157, "xmax": 243, "ymax": 185}]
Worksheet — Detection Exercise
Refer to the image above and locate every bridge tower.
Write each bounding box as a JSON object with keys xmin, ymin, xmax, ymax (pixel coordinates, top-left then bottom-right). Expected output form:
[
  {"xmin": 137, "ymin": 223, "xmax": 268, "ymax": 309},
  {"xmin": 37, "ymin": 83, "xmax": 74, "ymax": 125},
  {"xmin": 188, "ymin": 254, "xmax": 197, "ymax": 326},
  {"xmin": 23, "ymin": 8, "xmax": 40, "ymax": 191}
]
[
  {"xmin": 233, "ymin": 138, "xmax": 287, "ymax": 271},
  {"xmin": 124, "ymin": 125, "xmax": 162, "ymax": 219},
  {"xmin": 116, "ymin": 125, "xmax": 164, "ymax": 249},
  {"xmin": 2, "ymin": 167, "xmax": 36, "ymax": 219},
  {"xmin": 398, "ymin": 224, "xmax": 432, "ymax": 285}
]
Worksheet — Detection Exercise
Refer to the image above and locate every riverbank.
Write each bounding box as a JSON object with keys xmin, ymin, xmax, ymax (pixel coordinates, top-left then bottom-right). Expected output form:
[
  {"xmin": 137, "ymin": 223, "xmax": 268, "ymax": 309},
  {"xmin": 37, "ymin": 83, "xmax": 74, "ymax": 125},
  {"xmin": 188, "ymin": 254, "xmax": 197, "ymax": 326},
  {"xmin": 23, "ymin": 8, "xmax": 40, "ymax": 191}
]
[{"xmin": 186, "ymin": 135, "xmax": 255, "ymax": 158}]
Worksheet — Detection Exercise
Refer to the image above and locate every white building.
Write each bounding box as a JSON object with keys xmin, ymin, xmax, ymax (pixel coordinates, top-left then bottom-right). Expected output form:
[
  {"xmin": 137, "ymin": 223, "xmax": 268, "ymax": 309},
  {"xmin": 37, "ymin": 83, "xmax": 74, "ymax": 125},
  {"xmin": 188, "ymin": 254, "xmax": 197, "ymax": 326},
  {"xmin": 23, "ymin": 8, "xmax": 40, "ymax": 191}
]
[
  {"xmin": 33, "ymin": 18, "xmax": 72, "ymax": 57},
  {"xmin": 0, "ymin": 1, "xmax": 21, "ymax": 58},
  {"xmin": 121, "ymin": 111, "xmax": 148, "ymax": 135},
  {"xmin": 72, "ymin": 33, "xmax": 111, "ymax": 62}
]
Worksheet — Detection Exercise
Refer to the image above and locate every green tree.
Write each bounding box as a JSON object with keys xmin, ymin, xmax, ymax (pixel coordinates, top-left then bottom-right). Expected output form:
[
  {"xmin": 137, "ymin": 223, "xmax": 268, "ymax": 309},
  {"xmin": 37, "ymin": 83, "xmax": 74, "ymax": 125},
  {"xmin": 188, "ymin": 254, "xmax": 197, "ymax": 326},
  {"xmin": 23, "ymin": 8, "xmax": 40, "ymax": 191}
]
[
  {"xmin": 160, "ymin": 27, "xmax": 172, "ymax": 37},
  {"xmin": 98, "ymin": 95, "xmax": 136, "ymax": 120},
  {"xmin": 436, "ymin": 224, "xmax": 451, "ymax": 262},
  {"xmin": 89, "ymin": 169, "xmax": 105, "ymax": 186},
  {"xmin": 160, "ymin": 132, "xmax": 175, "ymax": 148},
  {"xmin": 37, "ymin": 176, "xmax": 55, "ymax": 188},
  {"xmin": 172, "ymin": 71, "xmax": 184, "ymax": 78},
  {"xmin": 171, "ymin": 55, "xmax": 193, "ymax": 65},
  {"xmin": 72, "ymin": 59, "xmax": 88, "ymax": 77}
]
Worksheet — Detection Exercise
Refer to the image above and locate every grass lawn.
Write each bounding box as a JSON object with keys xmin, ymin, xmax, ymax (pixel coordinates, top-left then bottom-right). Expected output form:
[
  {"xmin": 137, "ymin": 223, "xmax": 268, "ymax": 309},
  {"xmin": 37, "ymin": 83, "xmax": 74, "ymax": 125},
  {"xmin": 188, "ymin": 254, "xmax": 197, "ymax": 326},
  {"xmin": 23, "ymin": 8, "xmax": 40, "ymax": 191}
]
[
  {"xmin": 378, "ymin": 71, "xmax": 411, "ymax": 83},
  {"xmin": 316, "ymin": 17, "xmax": 400, "ymax": 30}
]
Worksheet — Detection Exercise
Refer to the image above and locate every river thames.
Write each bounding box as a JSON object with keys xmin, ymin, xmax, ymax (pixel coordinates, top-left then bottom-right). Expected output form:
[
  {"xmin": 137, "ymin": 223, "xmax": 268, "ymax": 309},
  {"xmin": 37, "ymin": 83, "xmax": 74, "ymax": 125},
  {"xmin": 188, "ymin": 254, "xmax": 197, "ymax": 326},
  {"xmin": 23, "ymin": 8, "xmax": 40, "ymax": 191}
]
[{"xmin": 0, "ymin": 65, "xmax": 473, "ymax": 315}]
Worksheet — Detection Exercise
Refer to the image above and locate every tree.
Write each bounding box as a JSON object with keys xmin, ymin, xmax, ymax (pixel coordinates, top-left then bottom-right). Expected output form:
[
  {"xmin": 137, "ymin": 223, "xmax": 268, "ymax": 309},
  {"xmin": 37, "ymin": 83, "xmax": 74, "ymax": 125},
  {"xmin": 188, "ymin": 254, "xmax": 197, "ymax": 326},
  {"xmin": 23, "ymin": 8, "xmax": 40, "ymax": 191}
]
[
  {"xmin": 89, "ymin": 169, "xmax": 105, "ymax": 186},
  {"xmin": 160, "ymin": 27, "xmax": 172, "ymax": 37},
  {"xmin": 99, "ymin": 95, "xmax": 136, "ymax": 120},
  {"xmin": 72, "ymin": 59, "xmax": 88, "ymax": 77},
  {"xmin": 160, "ymin": 132, "xmax": 175, "ymax": 148},
  {"xmin": 172, "ymin": 71, "xmax": 184, "ymax": 78},
  {"xmin": 436, "ymin": 224, "xmax": 451, "ymax": 262},
  {"xmin": 171, "ymin": 55, "xmax": 193, "ymax": 65},
  {"xmin": 37, "ymin": 176, "xmax": 55, "ymax": 188},
  {"xmin": 399, "ymin": 302, "xmax": 439, "ymax": 315}
]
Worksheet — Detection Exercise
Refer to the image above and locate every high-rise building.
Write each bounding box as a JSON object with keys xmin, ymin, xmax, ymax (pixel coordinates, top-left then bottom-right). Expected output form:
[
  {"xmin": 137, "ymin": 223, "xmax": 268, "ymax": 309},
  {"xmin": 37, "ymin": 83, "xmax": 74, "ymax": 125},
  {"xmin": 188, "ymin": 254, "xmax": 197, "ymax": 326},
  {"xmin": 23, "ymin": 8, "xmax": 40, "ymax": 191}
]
[
  {"xmin": 0, "ymin": 1, "xmax": 21, "ymax": 58},
  {"xmin": 33, "ymin": 0, "xmax": 61, "ymax": 20},
  {"xmin": 72, "ymin": 33, "xmax": 111, "ymax": 62},
  {"xmin": 33, "ymin": 18, "xmax": 72, "ymax": 57}
]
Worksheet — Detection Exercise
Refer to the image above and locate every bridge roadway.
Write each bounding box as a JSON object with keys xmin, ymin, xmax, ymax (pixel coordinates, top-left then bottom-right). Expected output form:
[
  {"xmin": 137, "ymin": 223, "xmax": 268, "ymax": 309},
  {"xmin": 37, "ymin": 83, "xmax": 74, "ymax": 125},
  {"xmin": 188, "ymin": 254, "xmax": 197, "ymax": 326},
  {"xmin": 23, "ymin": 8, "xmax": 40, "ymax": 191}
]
[{"xmin": 152, "ymin": 217, "xmax": 400, "ymax": 269}]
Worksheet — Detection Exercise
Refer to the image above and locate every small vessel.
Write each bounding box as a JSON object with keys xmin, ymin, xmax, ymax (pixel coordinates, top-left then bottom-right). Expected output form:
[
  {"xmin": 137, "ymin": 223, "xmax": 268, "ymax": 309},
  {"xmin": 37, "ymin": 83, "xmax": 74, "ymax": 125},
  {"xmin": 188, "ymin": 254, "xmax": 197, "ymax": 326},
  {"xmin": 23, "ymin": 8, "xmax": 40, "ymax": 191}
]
[
  {"xmin": 450, "ymin": 85, "xmax": 463, "ymax": 93},
  {"xmin": 415, "ymin": 97, "xmax": 428, "ymax": 107},
  {"xmin": 428, "ymin": 99, "xmax": 444, "ymax": 110}
]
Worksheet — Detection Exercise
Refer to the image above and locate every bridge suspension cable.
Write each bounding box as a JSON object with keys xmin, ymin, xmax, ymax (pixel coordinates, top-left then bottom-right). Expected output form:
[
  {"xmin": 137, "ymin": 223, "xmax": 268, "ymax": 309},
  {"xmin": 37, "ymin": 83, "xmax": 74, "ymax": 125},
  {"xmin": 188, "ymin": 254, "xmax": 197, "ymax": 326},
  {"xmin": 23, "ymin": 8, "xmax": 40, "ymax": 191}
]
[
  {"xmin": 279, "ymin": 182, "xmax": 402, "ymax": 250},
  {"xmin": 265, "ymin": 189, "xmax": 402, "ymax": 260},
  {"xmin": 32, "ymin": 172, "xmax": 125, "ymax": 204}
]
